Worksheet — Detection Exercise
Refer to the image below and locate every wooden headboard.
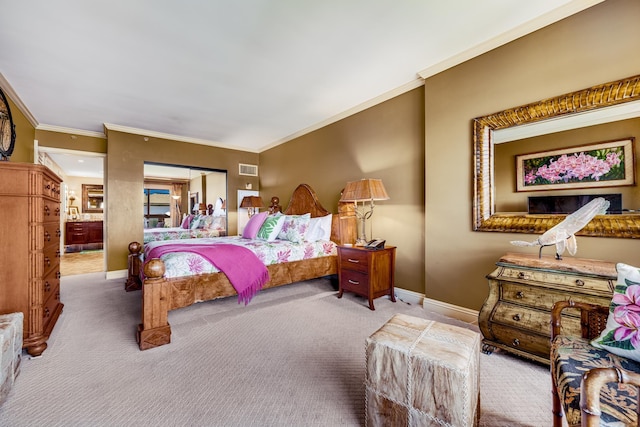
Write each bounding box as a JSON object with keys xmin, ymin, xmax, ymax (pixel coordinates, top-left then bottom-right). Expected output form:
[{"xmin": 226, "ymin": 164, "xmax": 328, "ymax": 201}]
[{"xmin": 282, "ymin": 183, "xmax": 355, "ymax": 245}]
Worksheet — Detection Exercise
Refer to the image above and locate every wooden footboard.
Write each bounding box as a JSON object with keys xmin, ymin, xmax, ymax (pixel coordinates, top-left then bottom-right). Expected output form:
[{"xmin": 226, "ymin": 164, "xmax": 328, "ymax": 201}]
[{"xmin": 136, "ymin": 255, "xmax": 337, "ymax": 350}]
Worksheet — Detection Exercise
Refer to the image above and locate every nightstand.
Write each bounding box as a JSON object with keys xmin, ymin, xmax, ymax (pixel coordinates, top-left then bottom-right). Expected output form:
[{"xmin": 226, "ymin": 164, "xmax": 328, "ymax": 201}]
[{"xmin": 337, "ymin": 245, "xmax": 396, "ymax": 310}]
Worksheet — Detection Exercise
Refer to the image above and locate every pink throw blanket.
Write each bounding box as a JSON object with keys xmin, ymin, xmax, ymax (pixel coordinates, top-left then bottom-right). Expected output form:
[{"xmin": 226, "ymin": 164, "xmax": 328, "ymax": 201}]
[{"xmin": 145, "ymin": 243, "xmax": 270, "ymax": 305}]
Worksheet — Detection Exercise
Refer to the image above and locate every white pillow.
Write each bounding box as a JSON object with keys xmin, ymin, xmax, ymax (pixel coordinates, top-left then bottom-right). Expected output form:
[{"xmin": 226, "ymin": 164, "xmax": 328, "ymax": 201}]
[{"xmin": 306, "ymin": 214, "xmax": 332, "ymax": 242}]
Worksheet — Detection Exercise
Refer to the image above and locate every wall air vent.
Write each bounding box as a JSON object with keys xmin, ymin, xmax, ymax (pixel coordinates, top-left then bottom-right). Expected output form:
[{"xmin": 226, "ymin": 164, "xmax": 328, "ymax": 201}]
[{"xmin": 239, "ymin": 163, "xmax": 258, "ymax": 176}]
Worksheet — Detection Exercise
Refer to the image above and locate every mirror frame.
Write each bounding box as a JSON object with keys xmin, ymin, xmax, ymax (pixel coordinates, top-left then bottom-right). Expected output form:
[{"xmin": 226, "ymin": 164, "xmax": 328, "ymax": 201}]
[
  {"xmin": 473, "ymin": 74, "xmax": 640, "ymax": 238},
  {"xmin": 82, "ymin": 184, "xmax": 104, "ymax": 213}
]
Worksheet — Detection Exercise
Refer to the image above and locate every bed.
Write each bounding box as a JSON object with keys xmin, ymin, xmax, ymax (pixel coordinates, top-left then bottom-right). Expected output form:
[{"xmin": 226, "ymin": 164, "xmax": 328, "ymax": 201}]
[
  {"xmin": 142, "ymin": 224, "xmax": 225, "ymax": 243},
  {"xmin": 126, "ymin": 184, "xmax": 356, "ymax": 350},
  {"xmin": 142, "ymin": 198, "xmax": 227, "ymax": 243}
]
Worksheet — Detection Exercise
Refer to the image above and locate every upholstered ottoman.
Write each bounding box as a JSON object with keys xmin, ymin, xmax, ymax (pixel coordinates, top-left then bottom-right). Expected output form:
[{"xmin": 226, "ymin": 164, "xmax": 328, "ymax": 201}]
[
  {"xmin": 365, "ymin": 314, "xmax": 481, "ymax": 427},
  {"xmin": 0, "ymin": 312, "xmax": 23, "ymax": 406}
]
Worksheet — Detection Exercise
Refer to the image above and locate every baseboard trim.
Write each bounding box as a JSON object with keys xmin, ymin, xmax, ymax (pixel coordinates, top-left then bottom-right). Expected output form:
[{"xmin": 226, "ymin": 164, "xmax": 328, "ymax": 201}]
[
  {"xmin": 106, "ymin": 269, "xmax": 127, "ymax": 280},
  {"xmin": 422, "ymin": 297, "xmax": 479, "ymax": 325}
]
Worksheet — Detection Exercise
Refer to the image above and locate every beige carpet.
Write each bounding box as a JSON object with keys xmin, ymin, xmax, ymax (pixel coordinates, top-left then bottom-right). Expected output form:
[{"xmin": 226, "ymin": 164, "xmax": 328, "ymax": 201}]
[
  {"xmin": 60, "ymin": 250, "xmax": 104, "ymax": 276},
  {"xmin": 0, "ymin": 274, "xmax": 550, "ymax": 426}
]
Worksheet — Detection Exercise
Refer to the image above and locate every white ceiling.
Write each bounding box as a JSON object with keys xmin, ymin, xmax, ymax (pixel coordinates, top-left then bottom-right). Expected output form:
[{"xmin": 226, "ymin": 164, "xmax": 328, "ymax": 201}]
[{"xmin": 1, "ymin": 0, "xmax": 602, "ymax": 164}]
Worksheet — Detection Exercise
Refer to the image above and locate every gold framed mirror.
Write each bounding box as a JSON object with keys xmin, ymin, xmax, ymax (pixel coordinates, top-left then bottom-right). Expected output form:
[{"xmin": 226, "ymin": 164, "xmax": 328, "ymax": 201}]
[
  {"xmin": 82, "ymin": 184, "xmax": 104, "ymax": 213},
  {"xmin": 473, "ymin": 74, "xmax": 640, "ymax": 238}
]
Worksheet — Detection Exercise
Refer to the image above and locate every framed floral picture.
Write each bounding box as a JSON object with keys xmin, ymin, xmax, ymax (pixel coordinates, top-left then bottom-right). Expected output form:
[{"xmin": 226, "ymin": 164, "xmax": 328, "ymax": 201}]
[{"xmin": 516, "ymin": 138, "xmax": 635, "ymax": 192}]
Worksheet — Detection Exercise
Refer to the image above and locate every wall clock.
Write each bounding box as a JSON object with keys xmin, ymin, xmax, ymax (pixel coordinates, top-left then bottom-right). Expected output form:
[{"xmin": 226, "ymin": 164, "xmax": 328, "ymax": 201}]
[{"xmin": 0, "ymin": 88, "xmax": 16, "ymax": 161}]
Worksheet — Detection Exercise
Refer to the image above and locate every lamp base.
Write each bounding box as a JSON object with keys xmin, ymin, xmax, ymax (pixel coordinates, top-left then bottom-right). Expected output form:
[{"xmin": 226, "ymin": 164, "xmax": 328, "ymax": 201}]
[{"xmin": 355, "ymin": 238, "xmax": 368, "ymax": 247}]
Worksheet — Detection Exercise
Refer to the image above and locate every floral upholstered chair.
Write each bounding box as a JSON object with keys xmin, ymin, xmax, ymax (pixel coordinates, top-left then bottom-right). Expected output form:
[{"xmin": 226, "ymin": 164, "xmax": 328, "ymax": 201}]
[{"xmin": 550, "ymin": 263, "xmax": 640, "ymax": 427}]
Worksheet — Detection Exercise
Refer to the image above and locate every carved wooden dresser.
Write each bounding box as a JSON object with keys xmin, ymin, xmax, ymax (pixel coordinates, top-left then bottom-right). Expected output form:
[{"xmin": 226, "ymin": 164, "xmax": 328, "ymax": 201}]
[
  {"xmin": 0, "ymin": 162, "xmax": 63, "ymax": 356},
  {"xmin": 479, "ymin": 253, "xmax": 616, "ymax": 364}
]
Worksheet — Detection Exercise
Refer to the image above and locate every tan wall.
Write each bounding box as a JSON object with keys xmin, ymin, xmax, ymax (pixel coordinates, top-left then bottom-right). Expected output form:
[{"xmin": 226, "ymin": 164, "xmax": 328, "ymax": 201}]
[
  {"xmin": 5, "ymin": 96, "xmax": 35, "ymax": 163},
  {"xmin": 106, "ymin": 130, "xmax": 259, "ymax": 271},
  {"xmin": 35, "ymin": 129, "xmax": 107, "ymax": 154},
  {"xmin": 425, "ymin": 0, "xmax": 640, "ymax": 310},
  {"xmin": 260, "ymin": 88, "xmax": 425, "ymax": 293}
]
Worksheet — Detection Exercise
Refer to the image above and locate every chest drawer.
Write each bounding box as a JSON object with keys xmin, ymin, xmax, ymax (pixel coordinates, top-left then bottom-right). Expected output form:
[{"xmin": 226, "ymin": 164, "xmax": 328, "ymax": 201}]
[
  {"xmin": 500, "ymin": 282, "xmax": 611, "ymax": 311},
  {"xmin": 43, "ymin": 267, "xmax": 61, "ymax": 304},
  {"xmin": 491, "ymin": 301, "xmax": 582, "ymax": 336},
  {"xmin": 499, "ymin": 266, "xmax": 614, "ymax": 295},
  {"xmin": 43, "ymin": 198, "xmax": 61, "ymax": 222},
  {"xmin": 489, "ymin": 323, "xmax": 551, "ymax": 361}
]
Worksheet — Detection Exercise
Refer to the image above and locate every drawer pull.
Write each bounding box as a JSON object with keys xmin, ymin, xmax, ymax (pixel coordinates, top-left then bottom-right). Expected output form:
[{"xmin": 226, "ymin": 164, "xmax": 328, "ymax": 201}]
[
  {"xmin": 348, "ymin": 279, "xmax": 360, "ymax": 285},
  {"xmin": 516, "ymin": 291, "xmax": 524, "ymax": 299},
  {"xmin": 517, "ymin": 272, "xmax": 527, "ymax": 279},
  {"xmin": 44, "ymin": 307, "xmax": 50, "ymax": 318},
  {"xmin": 512, "ymin": 314, "xmax": 521, "ymax": 321},
  {"xmin": 56, "ymin": 250, "xmax": 61, "ymax": 258},
  {"xmin": 44, "ymin": 282, "xmax": 51, "ymax": 292},
  {"xmin": 44, "ymin": 257, "xmax": 50, "ymax": 267},
  {"xmin": 575, "ymin": 279, "xmax": 585, "ymax": 287},
  {"xmin": 347, "ymin": 259, "xmax": 360, "ymax": 263},
  {"xmin": 46, "ymin": 184, "xmax": 51, "ymax": 190},
  {"xmin": 45, "ymin": 231, "xmax": 51, "ymax": 241},
  {"xmin": 44, "ymin": 205, "xmax": 50, "ymax": 215},
  {"xmin": 512, "ymin": 338, "xmax": 520, "ymax": 347},
  {"xmin": 56, "ymin": 271, "xmax": 61, "ymax": 279}
]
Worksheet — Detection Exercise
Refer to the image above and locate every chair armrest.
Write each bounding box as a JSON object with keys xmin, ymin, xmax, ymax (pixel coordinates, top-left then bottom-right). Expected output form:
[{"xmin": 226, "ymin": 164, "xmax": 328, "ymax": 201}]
[
  {"xmin": 580, "ymin": 367, "xmax": 640, "ymax": 427},
  {"xmin": 550, "ymin": 300, "xmax": 609, "ymax": 340}
]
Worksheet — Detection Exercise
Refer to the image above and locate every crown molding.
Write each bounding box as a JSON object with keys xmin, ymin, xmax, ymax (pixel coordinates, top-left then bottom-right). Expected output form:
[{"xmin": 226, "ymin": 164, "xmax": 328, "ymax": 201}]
[
  {"xmin": 36, "ymin": 123, "xmax": 107, "ymax": 139},
  {"xmin": 417, "ymin": 0, "xmax": 604, "ymax": 80},
  {"xmin": 0, "ymin": 73, "xmax": 39, "ymax": 128},
  {"xmin": 261, "ymin": 77, "xmax": 425, "ymax": 152},
  {"xmin": 103, "ymin": 123, "xmax": 259, "ymax": 153}
]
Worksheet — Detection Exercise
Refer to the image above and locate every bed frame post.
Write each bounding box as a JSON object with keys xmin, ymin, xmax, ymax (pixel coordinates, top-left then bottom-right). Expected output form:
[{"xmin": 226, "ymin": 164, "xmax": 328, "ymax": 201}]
[
  {"xmin": 137, "ymin": 259, "xmax": 172, "ymax": 350},
  {"xmin": 125, "ymin": 241, "xmax": 143, "ymax": 292}
]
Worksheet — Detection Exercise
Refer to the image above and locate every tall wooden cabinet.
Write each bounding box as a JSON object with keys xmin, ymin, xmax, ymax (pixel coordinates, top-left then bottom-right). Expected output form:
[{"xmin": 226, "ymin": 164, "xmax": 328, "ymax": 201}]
[{"xmin": 0, "ymin": 162, "xmax": 63, "ymax": 356}]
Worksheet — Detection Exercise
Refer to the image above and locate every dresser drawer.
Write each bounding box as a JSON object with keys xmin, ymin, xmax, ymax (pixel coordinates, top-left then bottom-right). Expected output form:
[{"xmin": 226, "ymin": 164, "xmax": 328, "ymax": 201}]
[
  {"xmin": 43, "ymin": 268, "xmax": 61, "ymax": 304},
  {"xmin": 43, "ymin": 243, "xmax": 61, "ymax": 276},
  {"xmin": 491, "ymin": 301, "xmax": 582, "ymax": 336},
  {"xmin": 490, "ymin": 323, "xmax": 551, "ymax": 360},
  {"xmin": 499, "ymin": 266, "xmax": 613, "ymax": 295},
  {"xmin": 43, "ymin": 178, "xmax": 60, "ymax": 200},
  {"xmin": 339, "ymin": 270, "xmax": 370, "ymax": 294},
  {"xmin": 339, "ymin": 249, "xmax": 369, "ymax": 273},
  {"xmin": 43, "ymin": 198, "xmax": 61, "ymax": 222},
  {"xmin": 43, "ymin": 285, "xmax": 61, "ymax": 327},
  {"xmin": 43, "ymin": 222, "xmax": 61, "ymax": 245}
]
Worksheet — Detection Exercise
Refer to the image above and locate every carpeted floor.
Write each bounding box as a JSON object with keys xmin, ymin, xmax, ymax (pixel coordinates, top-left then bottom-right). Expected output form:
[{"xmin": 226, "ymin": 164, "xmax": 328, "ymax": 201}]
[
  {"xmin": 60, "ymin": 250, "xmax": 104, "ymax": 276},
  {"xmin": 0, "ymin": 274, "xmax": 551, "ymax": 426}
]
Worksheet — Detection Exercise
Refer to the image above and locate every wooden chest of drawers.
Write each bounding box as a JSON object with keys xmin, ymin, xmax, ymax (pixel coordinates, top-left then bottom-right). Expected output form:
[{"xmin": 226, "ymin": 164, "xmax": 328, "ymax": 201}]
[
  {"xmin": 0, "ymin": 162, "xmax": 63, "ymax": 357},
  {"xmin": 337, "ymin": 245, "xmax": 396, "ymax": 310},
  {"xmin": 478, "ymin": 253, "xmax": 616, "ymax": 364}
]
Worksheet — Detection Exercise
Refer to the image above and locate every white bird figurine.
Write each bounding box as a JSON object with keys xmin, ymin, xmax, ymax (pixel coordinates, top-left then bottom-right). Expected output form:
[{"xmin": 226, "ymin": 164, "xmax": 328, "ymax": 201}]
[{"xmin": 510, "ymin": 197, "xmax": 610, "ymax": 259}]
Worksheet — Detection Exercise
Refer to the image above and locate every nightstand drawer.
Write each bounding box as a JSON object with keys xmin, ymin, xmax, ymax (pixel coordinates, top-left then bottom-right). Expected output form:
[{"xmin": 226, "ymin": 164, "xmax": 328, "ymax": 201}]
[
  {"xmin": 340, "ymin": 270, "xmax": 370, "ymax": 292},
  {"xmin": 339, "ymin": 249, "xmax": 369, "ymax": 273}
]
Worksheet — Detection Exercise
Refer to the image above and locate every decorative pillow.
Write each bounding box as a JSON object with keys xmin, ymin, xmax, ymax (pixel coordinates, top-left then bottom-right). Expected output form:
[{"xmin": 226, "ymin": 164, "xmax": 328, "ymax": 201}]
[
  {"xmin": 305, "ymin": 214, "xmax": 332, "ymax": 242},
  {"xmin": 277, "ymin": 213, "xmax": 311, "ymax": 243},
  {"xmin": 242, "ymin": 211, "xmax": 268, "ymax": 239},
  {"xmin": 256, "ymin": 214, "xmax": 286, "ymax": 242},
  {"xmin": 200, "ymin": 215, "xmax": 213, "ymax": 229},
  {"xmin": 181, "ymin": 214, "xmax": 194, "ymax": 229},
  {"xmin": 190, "ymin": 214, "xmax": 203, "ymax": 229},
  {"xmin": 209, "ymin": 216, "xmax": 226, "ymax": 231},
  {"xmin": 591, "ymin": 263, "xmax": 640, "ymax": 362}
]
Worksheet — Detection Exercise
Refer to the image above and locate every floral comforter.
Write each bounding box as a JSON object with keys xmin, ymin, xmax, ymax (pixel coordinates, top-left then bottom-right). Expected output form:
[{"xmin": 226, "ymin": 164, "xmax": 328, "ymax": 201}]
[
  {"xmin": 143, "ymin": 236, "xmax": 337, "ymax": 278},
  {"xmin": 143, "ymin": 227, "xmax": 225, "ymax": 243}
]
